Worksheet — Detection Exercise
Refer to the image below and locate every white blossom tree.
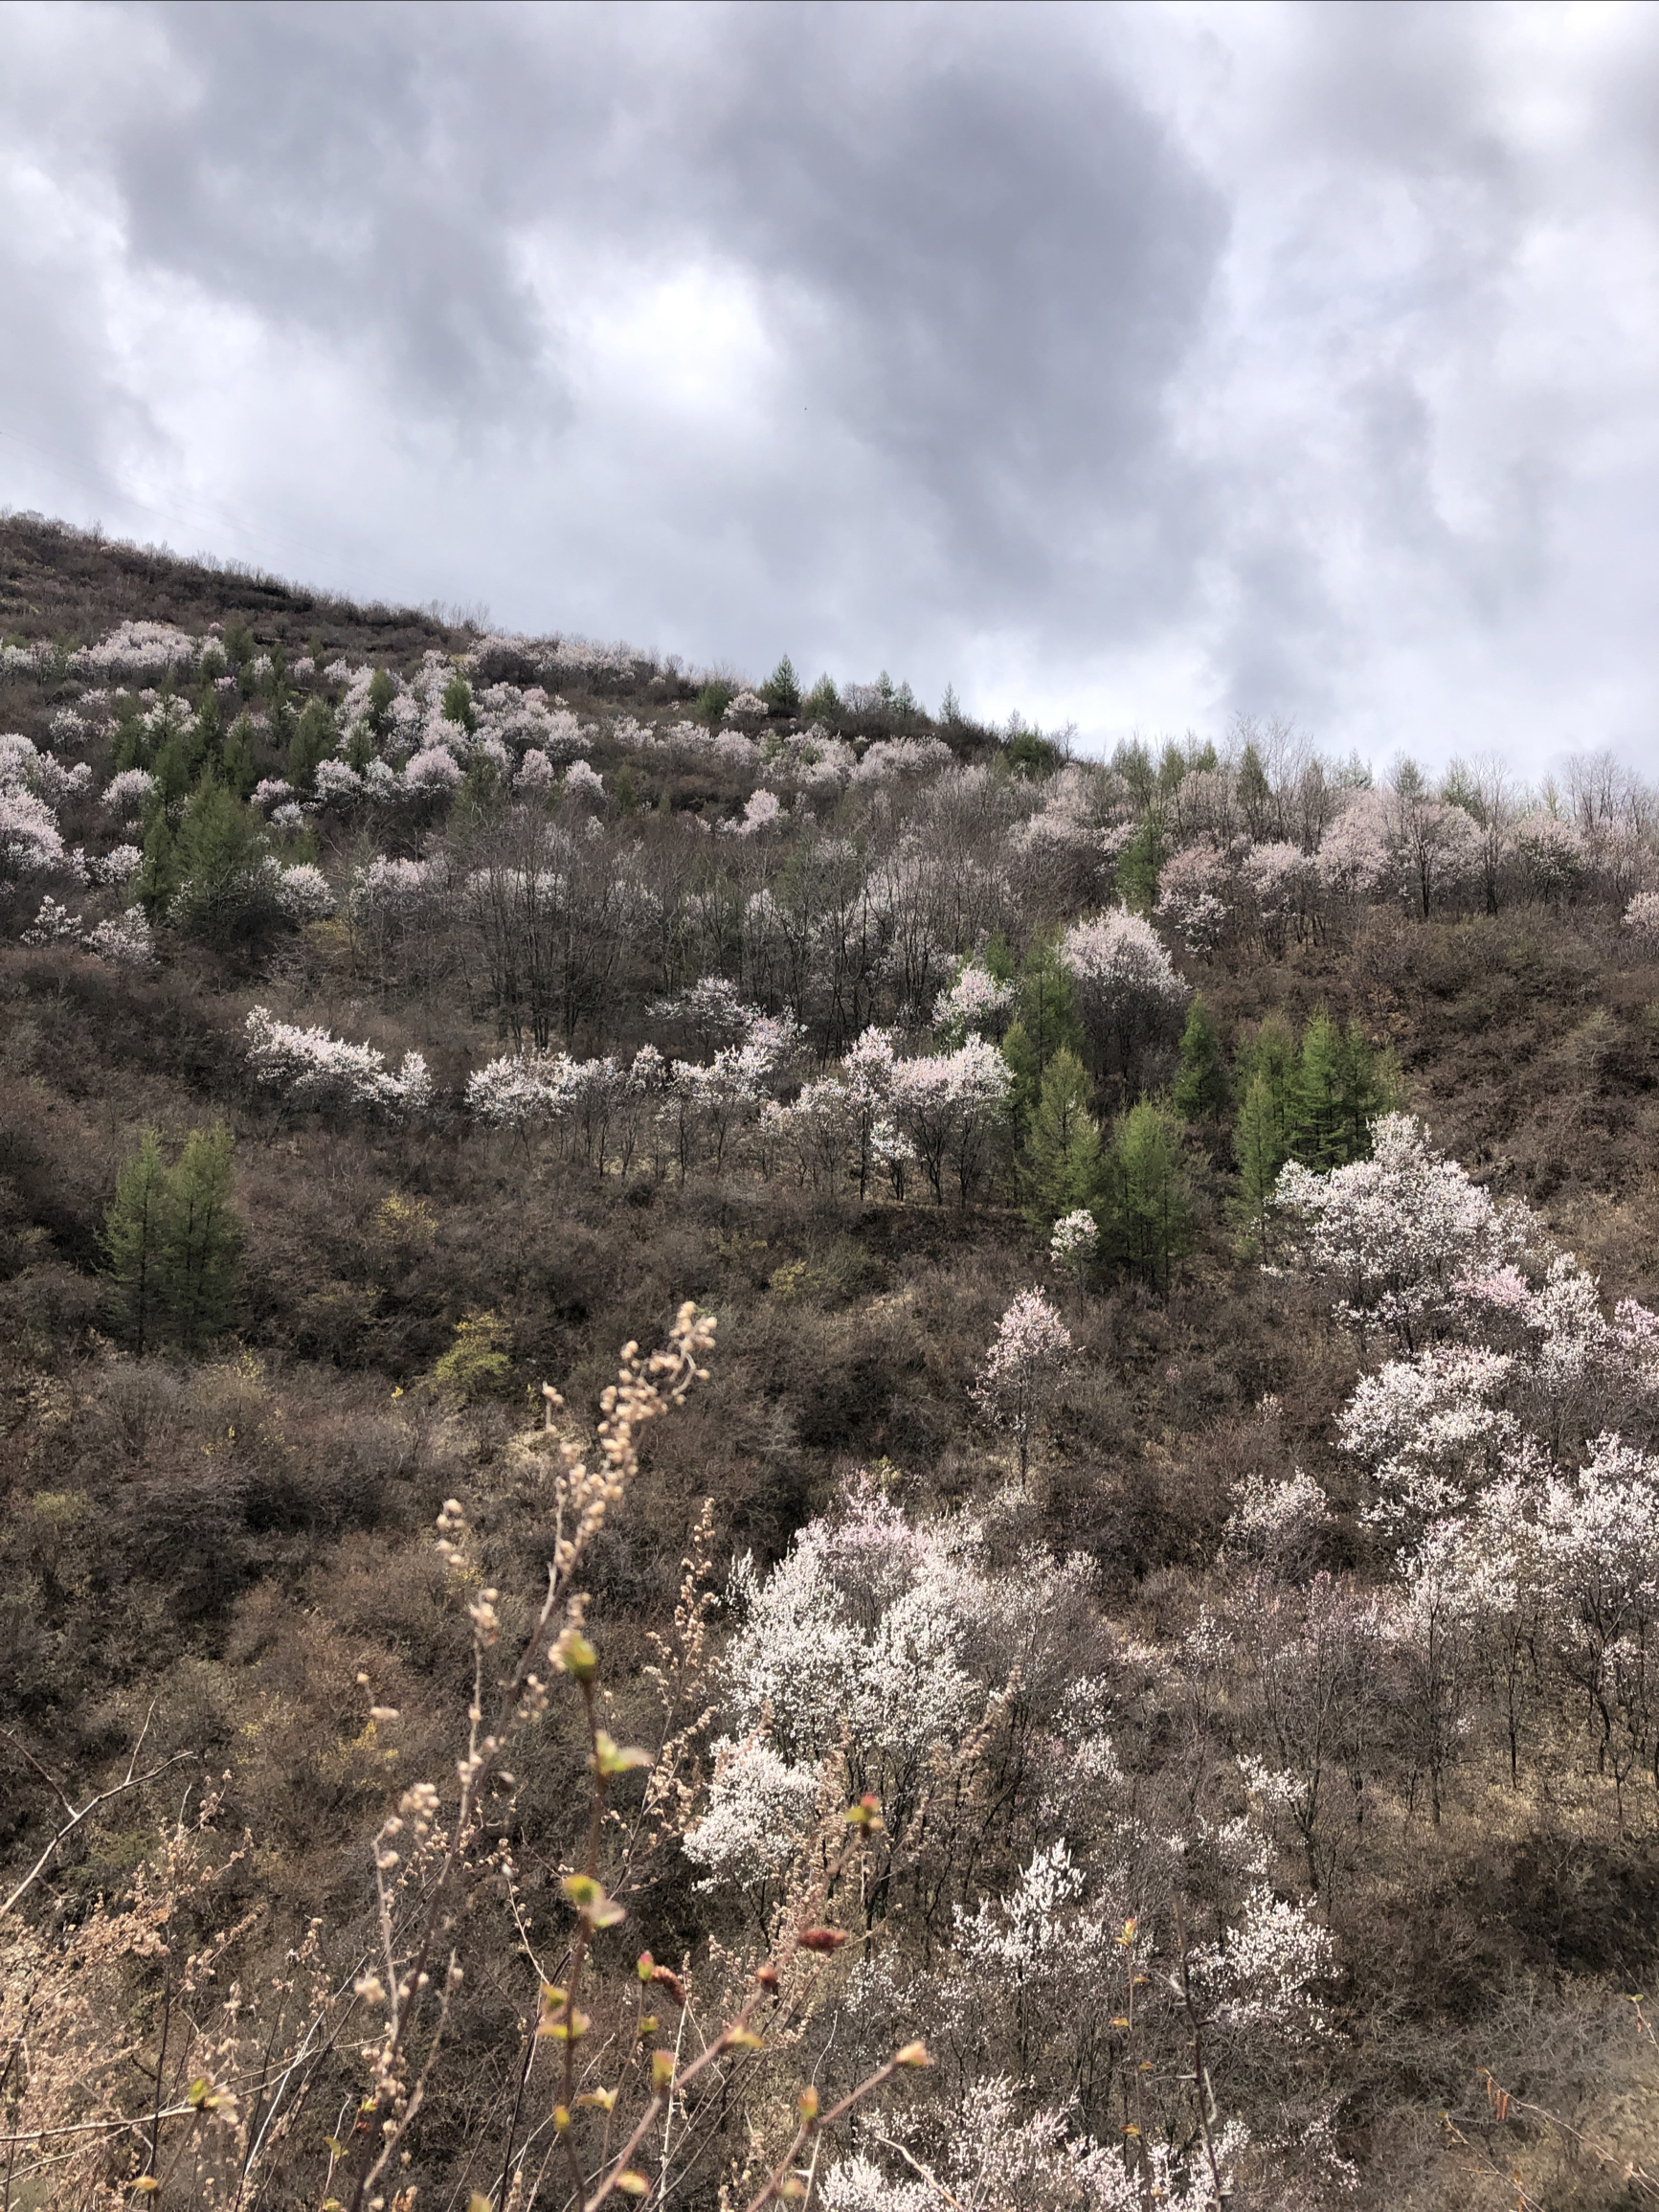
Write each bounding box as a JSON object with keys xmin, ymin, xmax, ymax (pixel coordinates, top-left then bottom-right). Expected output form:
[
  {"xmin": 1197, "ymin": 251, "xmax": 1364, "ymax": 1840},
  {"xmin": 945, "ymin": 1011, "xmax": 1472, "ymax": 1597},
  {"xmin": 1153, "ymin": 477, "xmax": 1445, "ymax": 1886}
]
[
  {"xmin": 245, "ymin": 1007, "xmax": 432, "ymax": 1117},
  {"xmin": 1060, "ymin": 906, "xmax": 1188, "ymax": 1085},
  {"xmin": 972, "ymin": 1289, "xmax": 1072, "ymax": 1480},
  {"xmin": 1049, "ymin": 1206, "xmax": 1100, "ymax": 1292},
  {"xmin": 1276, "ymin": 1112, "xmax": 1534, "ymax": 1351},
  {"xmin": 892, "ymin": 1035, "xmax": 1012, "ymax": 1206},
  {"xmin": 932, "ymin": 959, "xmax": 1015, "ymax": 1041}
]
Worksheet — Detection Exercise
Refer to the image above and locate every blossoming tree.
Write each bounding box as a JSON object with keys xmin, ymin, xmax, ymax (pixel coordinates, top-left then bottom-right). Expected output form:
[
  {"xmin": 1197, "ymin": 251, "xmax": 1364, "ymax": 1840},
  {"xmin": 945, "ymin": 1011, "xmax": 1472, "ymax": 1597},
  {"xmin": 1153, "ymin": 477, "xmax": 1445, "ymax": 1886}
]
[{"xmin": 971, "ymin": 1288, "xmax": 1073, "ymax": 1480}]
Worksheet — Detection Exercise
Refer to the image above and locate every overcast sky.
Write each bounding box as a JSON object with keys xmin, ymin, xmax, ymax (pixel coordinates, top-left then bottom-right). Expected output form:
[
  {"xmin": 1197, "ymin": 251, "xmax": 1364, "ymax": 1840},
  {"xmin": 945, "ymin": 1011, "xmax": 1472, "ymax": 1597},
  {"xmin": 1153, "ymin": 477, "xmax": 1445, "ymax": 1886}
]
[{"xmin": 2, "ymin": 1, "xmax": 1656, "ymax": 771}]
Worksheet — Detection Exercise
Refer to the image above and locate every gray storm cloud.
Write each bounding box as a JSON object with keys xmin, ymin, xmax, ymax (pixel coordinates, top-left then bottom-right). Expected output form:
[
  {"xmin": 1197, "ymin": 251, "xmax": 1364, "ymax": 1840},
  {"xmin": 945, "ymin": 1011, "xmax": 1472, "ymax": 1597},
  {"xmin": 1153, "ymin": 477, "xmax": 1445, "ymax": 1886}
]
[{"xmin": 1, "ymin": 0, "xmax": 1655, "ymax": 770}]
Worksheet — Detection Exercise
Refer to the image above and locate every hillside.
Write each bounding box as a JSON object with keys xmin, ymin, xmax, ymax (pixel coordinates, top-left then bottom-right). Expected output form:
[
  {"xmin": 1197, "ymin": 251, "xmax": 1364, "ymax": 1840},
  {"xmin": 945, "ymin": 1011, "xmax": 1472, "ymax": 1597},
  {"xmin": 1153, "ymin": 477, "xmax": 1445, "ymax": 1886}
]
[{"xmin": 3, "ymin": 508, "xmax": 1659, "ymax": 2212}]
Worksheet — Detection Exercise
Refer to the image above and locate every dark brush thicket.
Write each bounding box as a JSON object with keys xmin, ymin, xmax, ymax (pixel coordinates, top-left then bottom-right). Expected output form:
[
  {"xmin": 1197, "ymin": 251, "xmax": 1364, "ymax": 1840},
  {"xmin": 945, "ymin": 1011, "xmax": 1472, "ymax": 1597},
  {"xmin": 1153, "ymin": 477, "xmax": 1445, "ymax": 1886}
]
[{"xmin": 3, "ymin": 511, "xmax": 1659, "ymax": 2211}]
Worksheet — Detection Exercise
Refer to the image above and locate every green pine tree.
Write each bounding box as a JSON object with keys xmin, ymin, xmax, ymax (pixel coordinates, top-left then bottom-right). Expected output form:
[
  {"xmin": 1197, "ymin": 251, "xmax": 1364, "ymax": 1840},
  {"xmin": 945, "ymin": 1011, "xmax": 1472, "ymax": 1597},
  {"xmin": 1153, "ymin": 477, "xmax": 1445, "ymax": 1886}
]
[
  {"xmin": 1231, "ymin": 1072, "xmax": 1288, "ymax": 1255},
  {"xmin": 171, "ymin": 779, "xmax": 274, "ymax": 943},
  {"xmin": 1109, "ymin": 1099, "xmax": 1192, "ymax": 1296},
  {"xmin": 159, "ymin": 1124, "xmax": 241, "ymax": 1351},
  {"xmin": 190, "ymin": 688, "xmax": 223, "ymax": 777},
  {"xmin": 761, "ymin": 655, "xmax": 801, "ymax": 715},
  {"xmin": 1334, "ymin": 1022, "xmax": 1400, "ymax": 1164},
  {"xmin": 801, "ymin": 673, "xmax": 841, "ymax": 723},
  {"xmin": 1172, "ymin": 993, "xmax": 1229, "ymax": 1122},
  {"xmin": 1293, "ymin": 1009, "xmax": 1345, "ymax": 1167},
  {"xmin": 1021, "ymin": 1047, "xmax": 1104, "ymax": 1229},
  {"xmin": 440, "ymin": 670, "xmax": 478, "ymax": 734},
  {"xmin": 101, "ymin": 1128, "xmax": 170, "ymax": 1354},
  {"xmin": 1115, "ymin": 810, "xmax": 1168, "ymax": 913},
  {"xmin": 288, "ymin": 698, "xmax": 338, "ymax": 796},
  {"xmin": 112, "ymin": 702, "xmax": 150, "ymax": 774},
  {"xmin": 1006, "ymin": 727, "xmax": 1060, "ymax": 777},
  {"xmin": 367, "ymin": 666, "xmax": 396, "ymax": 737},
  {"xmin": 220, "ymin": 711, "xmax": 259, "ymax": 798},
  {"xmin": 151, "ymin": 730, "xmax": 195, "ymax": 817},
  {"xmin": 1234, "ymin": 1012, "xmax": 1302, "ymax": 1160},
  {"xmin": 134, "ymin": 813, "xmax": 181, "ymax": 921},
  {"xmin": 1002, "ymin": 937, "xmax": 1087, "ymax": 1137}
]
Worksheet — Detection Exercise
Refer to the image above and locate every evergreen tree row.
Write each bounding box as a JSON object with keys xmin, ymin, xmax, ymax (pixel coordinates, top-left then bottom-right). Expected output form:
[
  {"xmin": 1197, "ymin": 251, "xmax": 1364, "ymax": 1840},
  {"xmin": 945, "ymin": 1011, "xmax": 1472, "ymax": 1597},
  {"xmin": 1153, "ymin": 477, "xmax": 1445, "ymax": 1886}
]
[{"xmin": 1012, "ymin": 944, "xmax": 1398, "ymax": 1291}]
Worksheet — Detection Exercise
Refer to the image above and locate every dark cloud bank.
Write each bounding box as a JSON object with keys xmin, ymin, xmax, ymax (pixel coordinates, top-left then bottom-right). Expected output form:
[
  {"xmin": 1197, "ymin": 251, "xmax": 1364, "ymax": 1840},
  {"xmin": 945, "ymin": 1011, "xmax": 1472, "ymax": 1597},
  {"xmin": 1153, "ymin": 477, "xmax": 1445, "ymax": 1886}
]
[{"xmin": 2, "ymin": 1, "xmax": 1656, "ymax": 769}]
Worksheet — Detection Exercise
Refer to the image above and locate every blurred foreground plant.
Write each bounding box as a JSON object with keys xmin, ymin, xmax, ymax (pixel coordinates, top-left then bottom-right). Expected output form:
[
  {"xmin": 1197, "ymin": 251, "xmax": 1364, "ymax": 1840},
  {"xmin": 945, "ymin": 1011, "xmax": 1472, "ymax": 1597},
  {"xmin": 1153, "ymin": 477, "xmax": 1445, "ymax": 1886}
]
[{"xmin": 0, "ymin": 1304, "xmax": 930, "ymax": 2212}]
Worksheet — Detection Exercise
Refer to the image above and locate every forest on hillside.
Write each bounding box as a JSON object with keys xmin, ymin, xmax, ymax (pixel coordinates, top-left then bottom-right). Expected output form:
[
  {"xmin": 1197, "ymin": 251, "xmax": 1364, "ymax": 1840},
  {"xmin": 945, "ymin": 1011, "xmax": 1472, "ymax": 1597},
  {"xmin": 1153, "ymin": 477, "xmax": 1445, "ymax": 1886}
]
[{"xmin": 4, "ymin": 509, "xmax": 1659, "ymax": 2212}]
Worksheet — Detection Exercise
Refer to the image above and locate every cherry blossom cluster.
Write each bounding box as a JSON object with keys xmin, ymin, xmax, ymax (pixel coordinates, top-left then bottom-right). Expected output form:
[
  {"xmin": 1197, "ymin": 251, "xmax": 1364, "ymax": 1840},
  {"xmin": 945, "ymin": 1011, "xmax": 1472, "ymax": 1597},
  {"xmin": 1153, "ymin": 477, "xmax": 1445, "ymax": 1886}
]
[
  {"xmin": 1380, "ymin": 1431, "xmax": 1659, "ymax": 1816},
  {"xmin": 887, "ymin": 1035, "xmax": 1013, "ymax": 1202},
  {"xmin": 19, "ymin": 748, "xmax": 94, "ymax": 807},
  {"xmin": 1278, "ymin": 1114, "xmax": 1659, "ymax": 1811},
  {"xmin": 67, "ymin": 620, "xmax": 204, "ymax": 676},
  {"xmin": 466, "ymin": 997, "xmax": 816, "ymax": 1179},
  {"xmin": 761, "ymin": 728, "xmax": 858, "ymax": 789},
  {"xmin": 687, "ymin": 1478, "xmax": 1087, "ymax": 1890},
  {"xmin": 1155, "ymin": 843, "xmax": 1233, "ymax": 955},
  {"xmin": 824, "ymin": 2096, "xmax": 1247, "ymax": 2212},
  {"xmin": 695, "ymin": 1473, "xmax": 1337, "ymax": 2208},
  {"xmin": 932, "ymin": 958, "xmax": 1014, "ymax": 1038},
  {"xmin": 1222, "ymin": 1466, "xmax": 1333, "ymax": 1564},
  {"xmin": 1061, "ymin": 906, "xmax": 1187, "ymax": 1013},
  {"xmin": 721, "ymin": 787, "xmax": 784, "ymax": 836},
  {"xmin": 83, "ymin": 907, "xmax": 156, "ymax": 962},
  {"xmin": 20, "ymin": 896, "xmax": 155, "ymax": 964},
  {"xmin": 0, "ymin": 733, "xmax": 34, "ymax": 785},
  {"xmin": 270, "ymin": 860, "xmax": 336, "ymax": 921},
  {"xmin": 971, "ymin": 1289, "xmax": 1072, "ymax": 1471},
  {"xmin": 763, "ymin": 1027, "xmax": 915, "ymax": 1197},
  {"xmin": 1049, "ymin": 1207, "xmax": 1100, "ymax": 1272},
  {"xmin": 402, "ymin": 744, "xmax": 464, "ymax": 796},
  {"xmin": 1015, "ymin": 762, "xmax": 1118, "ymax": 862},
  {"xmin": 86, "ymin": 842, "xmax": 143, "ymax": 887},
  {"xmin": 244, "ymin": 1006, "xmax": 433, "ymax": 1115},
  {"xmin": 462, "ymin": 626, "xmax": 657, "ymax": 686},
  {"xmin": 1275, "ymin": 1113, "xmax": 1535, "ymax": 1350},
  {"xmin": 0, "ymin": 787, "xmax": 69, "ymax": 884},
  {"xmin": 347, "ymin": 855, "xmax": 437, "ymax": 919},
  {"xmin": 1333, "ymin": 1249, "xmax": 1659, "ymax": 1533},
  {"xmin": 1513, "ymin": 809, "xmax": 1587, "ymax": 897},
  {"xmin": 101, "ymin": 767, "xmax": 157, "ymax": 821},
  {"xmin": 512, "ymin": 748, "xmax": 555, "ymax": 796},
  {"xmin": 465, "ymin": 1047, "xmax": 645, "ymax": 1132}
]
